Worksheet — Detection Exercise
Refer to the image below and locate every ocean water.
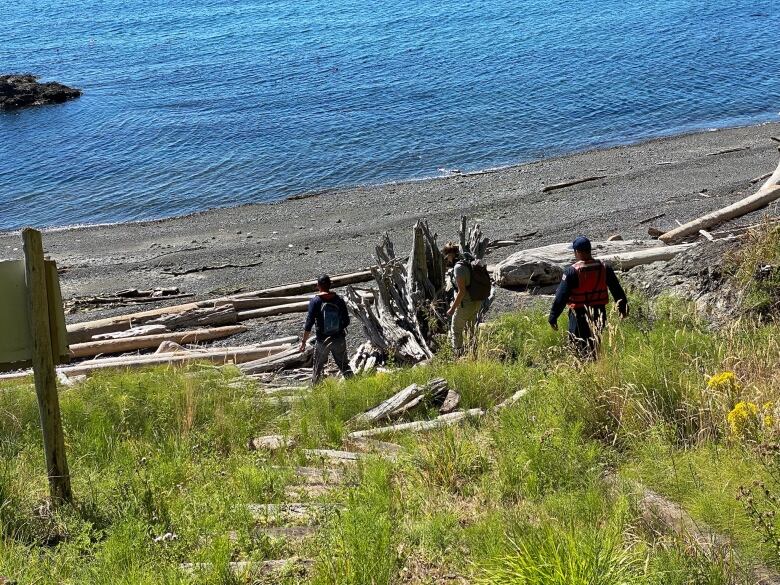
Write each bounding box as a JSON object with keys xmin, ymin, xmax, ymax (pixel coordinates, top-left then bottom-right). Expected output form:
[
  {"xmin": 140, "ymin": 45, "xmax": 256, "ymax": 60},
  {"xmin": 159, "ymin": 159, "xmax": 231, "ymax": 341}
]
[{"xmin": 1, "ymin": 0, "xmax": 778, "ymax": 231}]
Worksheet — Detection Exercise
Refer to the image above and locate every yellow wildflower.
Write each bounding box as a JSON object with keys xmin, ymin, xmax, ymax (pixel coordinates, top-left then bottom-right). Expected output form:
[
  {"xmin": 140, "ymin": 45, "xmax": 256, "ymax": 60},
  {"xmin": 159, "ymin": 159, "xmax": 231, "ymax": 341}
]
[
  {"xmin": 727, "ymin": 401, "xmax": 759, "ymax": 438},
  {"xmin": 763, "ymin": 402, "xmax": 775, "ymax": 429},
  {"xmin": 708, "ymin": 371, "xmax": 741, "ymax": 392}
]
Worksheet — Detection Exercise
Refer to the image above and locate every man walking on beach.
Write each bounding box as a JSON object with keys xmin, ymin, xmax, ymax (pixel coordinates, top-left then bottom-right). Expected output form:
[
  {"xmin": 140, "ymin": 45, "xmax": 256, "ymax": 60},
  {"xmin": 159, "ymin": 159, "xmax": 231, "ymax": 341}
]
[
  {"xmin": 300, "ymin": 275, "xmax": 354, "ymax": 384},
  {"xmin": 548, "ymin": 236, "xmax": 629, "ymax": 358},
  {"xmin": 444, "ymin": 242, "xmax": 490, "ymax": 355}
]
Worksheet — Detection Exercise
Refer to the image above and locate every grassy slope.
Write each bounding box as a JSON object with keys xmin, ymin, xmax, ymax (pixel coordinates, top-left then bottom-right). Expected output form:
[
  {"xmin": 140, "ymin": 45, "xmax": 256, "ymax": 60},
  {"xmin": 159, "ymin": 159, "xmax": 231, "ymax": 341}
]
[{"xmin": 1, "ymin": 226, "xmax": 779, "ymax": 584}]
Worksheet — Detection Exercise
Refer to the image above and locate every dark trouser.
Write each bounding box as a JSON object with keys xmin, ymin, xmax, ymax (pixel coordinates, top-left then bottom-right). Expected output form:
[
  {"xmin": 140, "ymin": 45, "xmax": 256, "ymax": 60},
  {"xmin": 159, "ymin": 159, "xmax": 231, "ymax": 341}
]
[
  {"xmin": 567, "ymin": 306, "xmax": 607, "ymax": 359},
  {"xmin": 312, "ymin": 336, "xmax": 354, "ymax": 385}
]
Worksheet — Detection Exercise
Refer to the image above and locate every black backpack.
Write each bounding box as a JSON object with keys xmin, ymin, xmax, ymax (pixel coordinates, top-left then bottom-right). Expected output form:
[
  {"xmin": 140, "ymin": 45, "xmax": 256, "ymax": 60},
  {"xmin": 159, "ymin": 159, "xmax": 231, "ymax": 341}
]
[
  {"xmin": 321, "ymin": 297, "xmax": 344, "ymax": 336},
  {"xmin": 457, "ymin": 259, "xmax": 492, "ymax": 301}
]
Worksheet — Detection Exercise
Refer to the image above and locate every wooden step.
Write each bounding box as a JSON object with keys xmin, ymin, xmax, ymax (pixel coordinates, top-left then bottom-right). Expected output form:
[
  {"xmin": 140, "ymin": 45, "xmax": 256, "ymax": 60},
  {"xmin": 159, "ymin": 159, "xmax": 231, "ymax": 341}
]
[
  {"xmin": 274, "ymin": 465, "xmax": 346, "ymax": 485},
  {"xmin": 343, "ymin": 437, "xmax": 403, "ymax": 457},
  {"xmin": 284, "ymin": 483, "xmax": 336, "ymax": 499},
  {"xmin": 247, "ymin": 435, "xmax": 296, "ymax": 452},
  {"xmin": 247, "ymin": 503, "xmax": 336, "ymax": 524},
  {"xmin": 303, "ymin": 449, "xmax": 362, "ymax": 464},
  {"xmin": 253, "ymin": 525, "xmax": 318, "ymax": 541},
  {"xmin": 180, "ymin": 558, "xmax": 313, "ymax": 576}
]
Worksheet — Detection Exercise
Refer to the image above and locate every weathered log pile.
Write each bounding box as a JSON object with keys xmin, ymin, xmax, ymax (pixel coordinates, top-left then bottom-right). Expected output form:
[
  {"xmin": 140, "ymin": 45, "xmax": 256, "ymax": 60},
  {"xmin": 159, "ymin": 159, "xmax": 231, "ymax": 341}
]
[
  {"xmin": 17, "ymin": 153, "xmax": 778, "ymax": 383},
  {"xmin": 346, "ymin": 382, "xmax": 528, "ymax": 440},
  {"xmin": 65, "ymin": 268, "xmax": 376, "ymax": 345},
  {"xmin": 4, "ymin": 267, "xmax": 379, "ymax": 379},
  {"xmin": 68, "ymin": 325, "xmax": 248, "ymax": 358},
  {"xmin": 350, "ymin": 378, "xmax": 455, "ymax": 425},
  {"xmin": 0, "ymin": 335, "xmax": 303, "ymax": 381}
]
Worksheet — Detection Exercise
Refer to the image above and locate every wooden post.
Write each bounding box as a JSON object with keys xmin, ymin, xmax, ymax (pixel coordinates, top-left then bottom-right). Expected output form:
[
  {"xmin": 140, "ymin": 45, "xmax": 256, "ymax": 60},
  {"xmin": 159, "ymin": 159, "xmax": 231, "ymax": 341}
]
[{"xmin": 22, "ymin": 228, "xmax": 72, "ymax": 504}]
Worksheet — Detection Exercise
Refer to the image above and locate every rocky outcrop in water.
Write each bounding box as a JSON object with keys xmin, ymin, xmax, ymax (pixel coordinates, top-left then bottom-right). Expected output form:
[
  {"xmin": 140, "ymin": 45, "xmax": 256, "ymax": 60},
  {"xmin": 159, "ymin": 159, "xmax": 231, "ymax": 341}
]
[{"xmin": 0, "ymin": 74, "xmax": 82, "ymax": 110}]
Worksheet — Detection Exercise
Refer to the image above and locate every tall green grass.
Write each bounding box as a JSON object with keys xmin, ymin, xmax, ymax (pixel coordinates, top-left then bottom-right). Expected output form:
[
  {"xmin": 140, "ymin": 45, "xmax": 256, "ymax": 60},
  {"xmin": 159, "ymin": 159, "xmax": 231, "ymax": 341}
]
[{"xmin": 1, "ymin": 228, "xmax": 778, "ymax": 584}]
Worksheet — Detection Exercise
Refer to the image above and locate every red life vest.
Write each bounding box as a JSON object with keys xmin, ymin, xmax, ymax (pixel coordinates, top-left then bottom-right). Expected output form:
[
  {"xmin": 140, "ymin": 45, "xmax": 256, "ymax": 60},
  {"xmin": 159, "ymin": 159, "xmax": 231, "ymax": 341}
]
[{"xmin": 567, "ymin": 260, "xmax": 609, "ymax": 309}]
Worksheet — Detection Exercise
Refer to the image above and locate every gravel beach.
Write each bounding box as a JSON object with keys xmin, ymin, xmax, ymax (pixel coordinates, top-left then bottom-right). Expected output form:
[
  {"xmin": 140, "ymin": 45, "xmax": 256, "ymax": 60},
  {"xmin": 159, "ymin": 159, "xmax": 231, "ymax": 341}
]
[{"xmin": 2, "ymin": 121, "xmax": 779, "ymax": 344}]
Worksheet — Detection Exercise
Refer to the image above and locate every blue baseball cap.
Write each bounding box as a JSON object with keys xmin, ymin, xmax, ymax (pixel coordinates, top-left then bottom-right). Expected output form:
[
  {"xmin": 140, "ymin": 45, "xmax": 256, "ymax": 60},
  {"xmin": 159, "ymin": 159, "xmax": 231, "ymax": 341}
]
[{"xmin": 571, "ymin": 236, "xmax": 592, "ymax": 252}]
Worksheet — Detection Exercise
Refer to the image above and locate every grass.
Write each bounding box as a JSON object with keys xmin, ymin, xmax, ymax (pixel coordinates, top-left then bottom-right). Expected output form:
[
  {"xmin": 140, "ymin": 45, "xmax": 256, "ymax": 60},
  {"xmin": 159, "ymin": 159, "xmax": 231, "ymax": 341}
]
[
  {"xmin": 2, "ymin": 225, "xmax": 779, "ymax": 584},
  {"xmin": 726, "ymin": 220, "xmax": 780, "ymax": 316}
]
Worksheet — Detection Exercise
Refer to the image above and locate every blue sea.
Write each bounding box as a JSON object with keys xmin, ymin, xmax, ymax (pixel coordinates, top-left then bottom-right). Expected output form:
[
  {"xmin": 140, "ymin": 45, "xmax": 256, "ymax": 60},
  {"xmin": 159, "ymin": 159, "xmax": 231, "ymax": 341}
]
[{"xmin": 1, "ymin": 0, "xmax": 778, "ymax": 232}]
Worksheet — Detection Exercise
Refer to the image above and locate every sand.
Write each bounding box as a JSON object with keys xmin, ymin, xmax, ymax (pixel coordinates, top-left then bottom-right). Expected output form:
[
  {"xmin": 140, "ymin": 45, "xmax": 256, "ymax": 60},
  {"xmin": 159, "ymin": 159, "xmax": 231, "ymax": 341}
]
[{"xmin": 2, "ymin": 121, "xmax": 779, "ymax": 344}]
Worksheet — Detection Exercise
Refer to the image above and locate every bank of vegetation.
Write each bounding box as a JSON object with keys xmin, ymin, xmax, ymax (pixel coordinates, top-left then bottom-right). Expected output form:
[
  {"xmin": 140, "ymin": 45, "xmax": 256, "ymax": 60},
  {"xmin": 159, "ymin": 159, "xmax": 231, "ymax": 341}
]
[{"xmin": 0, "ymin": 224, "xmax": 779, "ymax": 584}]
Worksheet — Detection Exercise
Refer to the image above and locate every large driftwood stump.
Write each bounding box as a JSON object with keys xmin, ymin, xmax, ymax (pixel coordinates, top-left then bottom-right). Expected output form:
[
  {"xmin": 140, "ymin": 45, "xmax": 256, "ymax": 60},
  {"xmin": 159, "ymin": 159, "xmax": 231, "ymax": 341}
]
[
  {"xmin": 346, "ymin": 217, "xmax": 494, "ymax": 369},
  {"xmin": 345, "ymin": 222, "xmax": 440, "ymax": 366}
]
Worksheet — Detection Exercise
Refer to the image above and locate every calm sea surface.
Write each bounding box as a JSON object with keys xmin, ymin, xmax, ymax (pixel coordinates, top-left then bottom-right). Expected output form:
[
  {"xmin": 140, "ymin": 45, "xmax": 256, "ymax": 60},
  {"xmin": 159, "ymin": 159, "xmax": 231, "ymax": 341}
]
[{"xmin": 1, "ymin": 0, "xmax": 778, "ymax": 231}]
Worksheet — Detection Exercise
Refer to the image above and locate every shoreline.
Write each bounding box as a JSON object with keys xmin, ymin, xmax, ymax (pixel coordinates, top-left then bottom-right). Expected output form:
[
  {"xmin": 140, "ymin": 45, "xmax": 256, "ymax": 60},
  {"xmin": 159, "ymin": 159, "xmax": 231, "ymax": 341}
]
[
  {"xmin": 1, "ymin": 120, "xmax": 779, "ymax": 344},
  {"xmin": 3, "ymin": 119, "xmax": 778, "ymax": 238}
]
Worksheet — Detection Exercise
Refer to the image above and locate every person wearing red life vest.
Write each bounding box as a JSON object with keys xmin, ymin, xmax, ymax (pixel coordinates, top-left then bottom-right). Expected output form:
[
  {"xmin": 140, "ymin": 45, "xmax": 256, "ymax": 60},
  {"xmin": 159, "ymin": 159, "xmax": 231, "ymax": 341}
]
[{"xmin": 548, "ymin": 236, "xmax": 629, "ymax": 357}]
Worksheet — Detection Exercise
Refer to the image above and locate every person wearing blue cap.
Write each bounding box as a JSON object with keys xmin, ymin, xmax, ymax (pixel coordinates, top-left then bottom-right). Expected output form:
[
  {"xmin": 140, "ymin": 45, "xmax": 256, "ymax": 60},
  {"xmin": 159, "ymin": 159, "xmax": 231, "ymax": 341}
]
[{"xmin": 548, "ymin": 236, "xmax": 629, "ymax": 358}]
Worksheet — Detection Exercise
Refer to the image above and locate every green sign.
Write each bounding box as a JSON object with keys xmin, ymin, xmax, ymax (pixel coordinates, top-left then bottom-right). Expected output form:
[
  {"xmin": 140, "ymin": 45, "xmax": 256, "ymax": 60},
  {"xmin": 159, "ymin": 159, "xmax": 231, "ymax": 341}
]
[{"xmin": 0, "ymin": 260, "xmax": 69, "ymax": 372}]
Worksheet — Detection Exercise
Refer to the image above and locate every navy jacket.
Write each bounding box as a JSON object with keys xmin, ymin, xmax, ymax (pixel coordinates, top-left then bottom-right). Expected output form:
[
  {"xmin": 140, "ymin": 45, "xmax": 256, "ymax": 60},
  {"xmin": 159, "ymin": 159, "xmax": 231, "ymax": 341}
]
[
  {"xmin": 304, "ymin": 292, "xmax": 350, "ymax": 341},
  {"xmin": 549, "ymin": 262, "xmax": 628, "ymax": 325}
]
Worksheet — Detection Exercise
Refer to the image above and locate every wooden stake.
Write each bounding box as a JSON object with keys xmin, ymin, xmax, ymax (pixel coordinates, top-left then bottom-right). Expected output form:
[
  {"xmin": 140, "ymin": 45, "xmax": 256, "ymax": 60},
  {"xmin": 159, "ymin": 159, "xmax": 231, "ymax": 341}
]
[{"xmin": 22, "ymin": 228, "xmax": 72, "ymax": 504}]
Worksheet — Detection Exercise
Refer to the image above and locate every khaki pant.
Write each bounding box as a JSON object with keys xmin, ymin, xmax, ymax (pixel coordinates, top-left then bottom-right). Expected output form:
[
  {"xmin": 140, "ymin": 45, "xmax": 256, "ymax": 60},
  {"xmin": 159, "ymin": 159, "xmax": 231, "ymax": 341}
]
[{"xmin": 450, "ymin": 299, "xmax": 482, "ymax": 354}]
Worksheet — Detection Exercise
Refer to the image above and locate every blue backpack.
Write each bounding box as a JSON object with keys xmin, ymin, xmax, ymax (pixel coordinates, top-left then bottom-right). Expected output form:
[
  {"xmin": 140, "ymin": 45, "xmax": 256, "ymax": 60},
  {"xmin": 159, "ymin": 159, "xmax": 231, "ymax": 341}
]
[{"xmin": 321, "ymin": 299, "xmax": 343, "ymax": 336}]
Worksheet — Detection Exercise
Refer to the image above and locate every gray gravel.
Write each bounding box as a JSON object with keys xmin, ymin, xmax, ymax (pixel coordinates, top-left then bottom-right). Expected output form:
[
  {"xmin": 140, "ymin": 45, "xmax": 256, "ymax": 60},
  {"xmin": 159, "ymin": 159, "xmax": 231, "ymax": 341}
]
[{"xmin": 2, "ymin": 121, "xmax": 779, "ymax": 345}]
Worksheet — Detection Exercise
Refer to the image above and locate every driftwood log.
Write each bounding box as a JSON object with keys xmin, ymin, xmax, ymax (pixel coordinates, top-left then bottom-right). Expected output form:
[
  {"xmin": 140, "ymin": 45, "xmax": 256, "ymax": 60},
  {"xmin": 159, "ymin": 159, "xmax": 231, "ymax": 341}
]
[
  {"xmin": 237, "ymin": 301, "xmax": 310, "ymax": 321},
  {"xmin": 0, "ymin": 343, "xmax": 296, "ymax": 380},
  {"xmin": 626, "ymin": 480, "xmax": 780, "ymax": 585},
  {"xmin": 347, "ymin": 408, "xmax": 485, "ymax": 439},
  {"xmin": 351, "ymin": 383, "xmax": 422, "ymax": 425},
  {"xmin": 660, "ymin": 156, "xmax": 780, "ymax": 243},
  {"xmin": 228, "ymin": 270, "xmax": 374, "ymax": 299},
  {"xmin": 239, "ymin": 344, "xmax": 314, "ymax": 375},
  {"xmin": 92, "ymin": 325, "xmax": 169, "ymax": 340},
  {"xmin": 68, "ymin": 325, "xmax": 247, "ymax": 358},
  {"xmin": 541, "ymin": 175, "xmax": 607, "ymax": 193},
  {"xmin": 493, "ymin": 240, "xmax": 695, "ymax": 288},
  {"xmin": 350, "ymin": 378, "xmax": 451, "ymax": 425},
  {"xmin": 147, "ymin": 305, "xmax": 239, "ymax": 329}
]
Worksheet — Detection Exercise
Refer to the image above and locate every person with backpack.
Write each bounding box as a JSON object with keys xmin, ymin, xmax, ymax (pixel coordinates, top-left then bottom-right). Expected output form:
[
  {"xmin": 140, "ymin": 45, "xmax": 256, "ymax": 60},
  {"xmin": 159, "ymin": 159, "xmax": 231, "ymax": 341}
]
[
  {"xmin": 443, "ymin": 242, "xmax": 492, "ymax": 355},
  {"xmin": 300, "ymin": 274, "xmax": 354, "ymax": 384},
  {"xmin": 548, "ymin": 236, "xmax": 629, "ymax": 358}
]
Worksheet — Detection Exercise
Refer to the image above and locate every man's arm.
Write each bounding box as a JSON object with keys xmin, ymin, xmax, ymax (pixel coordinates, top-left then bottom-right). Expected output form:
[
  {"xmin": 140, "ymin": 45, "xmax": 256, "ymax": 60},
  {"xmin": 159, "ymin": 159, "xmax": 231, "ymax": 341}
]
[
  {"xmin": 447, "ymin": 274, "xmax": 467, "ymax": 317},
  {"xmin": 300, "ymin": 298, "xmax": 317, "ymax": 351},
  {"xmin": 606, "ymin": 265, "xmax": 629, "ymax": 317},
  {"xmin": 549, "ymin": 268, "xmax": 576, "ymax": 329}
]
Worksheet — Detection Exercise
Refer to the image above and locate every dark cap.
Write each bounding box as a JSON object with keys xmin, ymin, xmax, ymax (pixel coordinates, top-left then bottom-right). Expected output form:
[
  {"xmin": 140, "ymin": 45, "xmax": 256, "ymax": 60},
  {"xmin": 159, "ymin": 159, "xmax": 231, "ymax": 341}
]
[
  {"xmin": 317, "ymin": 274, "xmax": 331, "ymax": 289},
  {"xmin": 571, "ymin": 236, "xmax": 592, "ymax": 252}
]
